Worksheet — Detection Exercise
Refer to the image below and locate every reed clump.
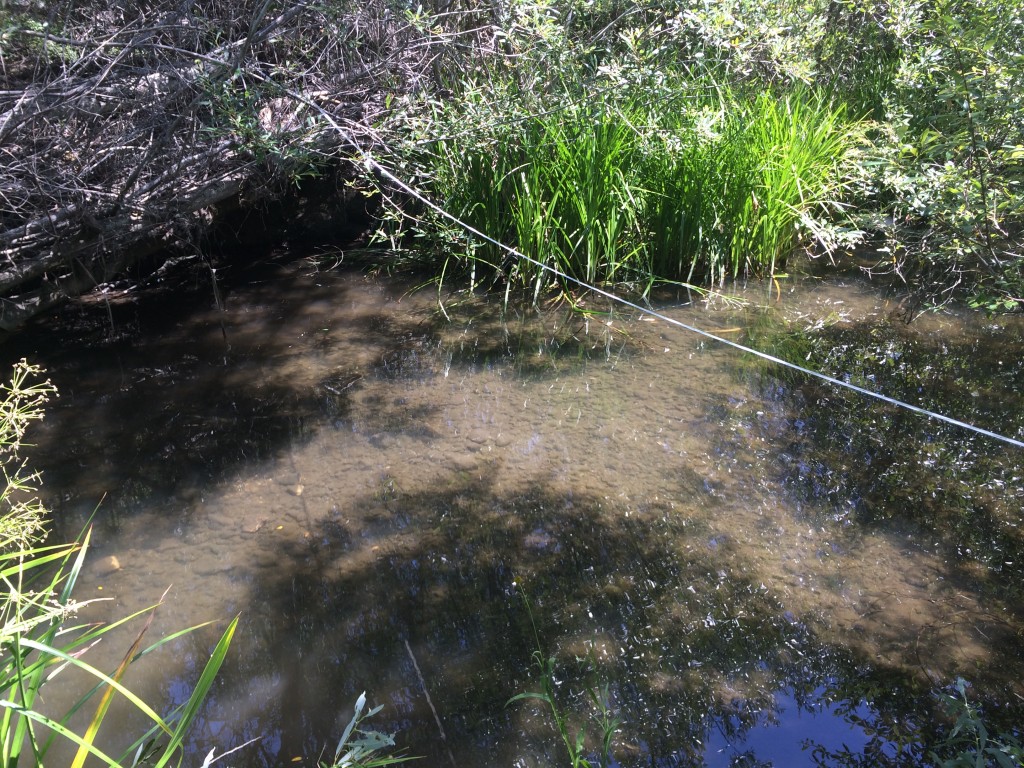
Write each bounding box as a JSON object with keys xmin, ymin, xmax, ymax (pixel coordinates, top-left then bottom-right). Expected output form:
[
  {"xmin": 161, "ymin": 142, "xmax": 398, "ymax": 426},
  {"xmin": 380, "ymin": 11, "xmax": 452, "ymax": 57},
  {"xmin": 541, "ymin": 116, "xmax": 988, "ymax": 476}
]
[
  {"xmin": 377, "ymin": 82, "xmax": 857, "ymax": 298},
  {"xmin": 641, "ymin": 88, "xmax": 857, "ymax": 285}
]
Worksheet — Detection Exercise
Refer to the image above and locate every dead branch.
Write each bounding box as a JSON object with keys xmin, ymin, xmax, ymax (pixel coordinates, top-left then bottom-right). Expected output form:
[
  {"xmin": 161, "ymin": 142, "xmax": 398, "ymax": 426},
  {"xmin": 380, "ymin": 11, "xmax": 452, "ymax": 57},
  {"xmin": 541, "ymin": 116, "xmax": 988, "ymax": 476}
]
[{"xmin": 0, "ymin": 0, "xmax": 467, "ymax": 330}]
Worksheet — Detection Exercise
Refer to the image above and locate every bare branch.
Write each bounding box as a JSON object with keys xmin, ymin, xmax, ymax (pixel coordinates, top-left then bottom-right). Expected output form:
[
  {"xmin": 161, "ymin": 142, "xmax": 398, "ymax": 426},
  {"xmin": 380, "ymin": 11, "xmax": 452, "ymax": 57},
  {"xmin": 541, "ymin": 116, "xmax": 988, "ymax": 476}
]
[{"xmin": 0, "ymin": 0, "xmax": 462, "ymax": 328}]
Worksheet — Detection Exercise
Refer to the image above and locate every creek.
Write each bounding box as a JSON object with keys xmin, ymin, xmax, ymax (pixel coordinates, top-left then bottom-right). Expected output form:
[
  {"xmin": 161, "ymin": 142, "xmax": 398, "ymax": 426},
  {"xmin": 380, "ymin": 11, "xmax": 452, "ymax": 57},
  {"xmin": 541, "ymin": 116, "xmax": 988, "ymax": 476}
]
[{"xmin": 4, "ymin": 254, "xmax": 1023, "ymax": 767}]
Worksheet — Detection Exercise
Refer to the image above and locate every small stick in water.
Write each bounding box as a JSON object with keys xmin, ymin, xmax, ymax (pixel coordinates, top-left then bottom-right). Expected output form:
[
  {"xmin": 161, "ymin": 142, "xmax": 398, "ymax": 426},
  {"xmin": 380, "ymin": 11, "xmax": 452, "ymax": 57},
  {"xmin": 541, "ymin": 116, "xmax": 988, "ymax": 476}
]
[{"xmin": 404, "ymin": 638, "xmax": 457, "ymax": 768}]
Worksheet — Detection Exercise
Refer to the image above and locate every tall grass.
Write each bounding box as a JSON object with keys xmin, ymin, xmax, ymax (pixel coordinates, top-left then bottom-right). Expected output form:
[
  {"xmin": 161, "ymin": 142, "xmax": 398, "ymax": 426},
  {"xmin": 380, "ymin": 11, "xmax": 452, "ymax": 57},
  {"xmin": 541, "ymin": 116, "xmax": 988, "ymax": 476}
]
[
  {"xmin": 0, "ymin": 361, "xmax": 236, "ymax": 767},
  {"xmin": 417, "ymin": 98, "xmax": 643, "ymax": 294},
  {"xmin": 382, "ymin": 83, "xmax": 856, "ymax": 296},
  {"xmin": 644, "ymin": 88, "xmax": 855, "ymax": 283}
]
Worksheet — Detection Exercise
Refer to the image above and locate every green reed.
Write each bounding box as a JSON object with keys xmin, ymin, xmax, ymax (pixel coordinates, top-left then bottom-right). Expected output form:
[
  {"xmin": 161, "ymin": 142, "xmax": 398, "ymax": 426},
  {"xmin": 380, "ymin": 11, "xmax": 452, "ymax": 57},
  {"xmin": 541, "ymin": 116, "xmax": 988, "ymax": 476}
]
[
  {"xmin": 0, "ymin": 362, "xmax": 236, "ymax": 768},
  {"xmin": 418, "ymin": 97, "xmax": 644, "ymax": 294},
  {"xmin": 736, "ymin": 90, "xmax": 855, "ymax": 277},
  {"xmin": 642, "ymin": 86, "xmax": 855, "ymax": 284},
  {"xmin": 508, "ymin": 591, "xmax": 622, "ymax": 768},
  {"xmin": 390, "ymin": 81, "xmax": 856, "ymax": 297},
  {"xmin": 535, "ymin": 104, "xmax": 641, "ymax": 286}
]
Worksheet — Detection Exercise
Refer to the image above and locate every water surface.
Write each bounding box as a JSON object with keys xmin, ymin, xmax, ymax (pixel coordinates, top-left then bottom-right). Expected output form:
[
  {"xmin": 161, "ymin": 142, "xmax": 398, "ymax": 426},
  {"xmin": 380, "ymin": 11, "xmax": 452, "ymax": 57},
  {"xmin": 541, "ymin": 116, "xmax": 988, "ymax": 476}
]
[{"xmin": 5, "ymin": 256, "xmax": 1023, "ymax": 766}]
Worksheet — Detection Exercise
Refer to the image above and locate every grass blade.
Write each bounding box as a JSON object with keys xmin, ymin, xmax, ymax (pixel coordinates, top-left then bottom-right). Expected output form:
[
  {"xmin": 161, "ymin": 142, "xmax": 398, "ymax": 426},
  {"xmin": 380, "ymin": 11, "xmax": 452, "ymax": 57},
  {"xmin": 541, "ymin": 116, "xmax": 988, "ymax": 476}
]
[
  {"xmin": 152, "ymin": 614, "xmax": 238, "ymax": 768},
  {"xmin": 69, "ymin": 587, "xmax": 171, "ymax": 768},
  {"xmin": 0, "ymin": 702, "xmax": 123, "ymax": 768}
]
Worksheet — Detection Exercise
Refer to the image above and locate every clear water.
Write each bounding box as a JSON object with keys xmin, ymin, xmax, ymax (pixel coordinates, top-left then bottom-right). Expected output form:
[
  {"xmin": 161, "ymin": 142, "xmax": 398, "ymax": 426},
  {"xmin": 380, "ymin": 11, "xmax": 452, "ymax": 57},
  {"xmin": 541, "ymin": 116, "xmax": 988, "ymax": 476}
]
[{"xmin": 4, "ymin": 256, "xmax": 1023, "ymax": 766}]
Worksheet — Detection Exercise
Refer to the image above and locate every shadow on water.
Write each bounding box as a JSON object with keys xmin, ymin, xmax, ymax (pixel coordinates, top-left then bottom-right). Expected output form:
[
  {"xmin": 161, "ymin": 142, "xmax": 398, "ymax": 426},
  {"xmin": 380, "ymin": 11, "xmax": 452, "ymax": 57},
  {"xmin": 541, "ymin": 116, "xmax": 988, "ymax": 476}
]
[
  {"xmin": 4, "ymin": 258, "xmax": 626, "ymax": 527},
  {"xmin": 2, "ymin": 259, "xmax": 1023, "ymax": 766},
  {"xmin": 737, "ymin": 306, "xmax": 1024, "ymax": 726},
  {"xmin": 186, "ymin": 469, "xmax": 933, "ymax": 767},
  {"xmin": 3, "ymin": 257, "xmax": 441, "ymax": 526}
]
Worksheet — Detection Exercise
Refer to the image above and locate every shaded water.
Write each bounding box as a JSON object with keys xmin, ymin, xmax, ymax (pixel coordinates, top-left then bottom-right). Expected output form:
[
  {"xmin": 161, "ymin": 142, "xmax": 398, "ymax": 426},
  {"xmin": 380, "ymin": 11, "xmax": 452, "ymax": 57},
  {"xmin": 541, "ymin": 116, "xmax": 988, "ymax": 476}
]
[{"xmin": 4, "ymin": 256, "xmax": 1024, "ymax": 766}]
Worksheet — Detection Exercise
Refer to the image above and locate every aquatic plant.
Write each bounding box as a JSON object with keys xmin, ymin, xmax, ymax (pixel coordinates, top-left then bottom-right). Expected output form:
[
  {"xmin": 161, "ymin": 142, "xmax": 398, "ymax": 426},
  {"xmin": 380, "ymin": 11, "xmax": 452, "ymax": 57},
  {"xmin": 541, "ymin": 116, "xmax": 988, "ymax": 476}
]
[
  {"xmin": 929, "ymin": 679, "xmax": 1024, "ymax": 768},
  {"xmin": 321, "ymin": 691, "xmax": 414, "ymax": 768},
  {"xmin": 0, "ymin": 361, "xmax": 236, "ymax": 767},
  {"xmin": 399, "ymin": 94, "xmax": 644, "ymax": 296},
  {"xmin": 374, "ymin": 77, "xmax": 856, "ymax": 298},
  {"xmin": 641, "ymin": 85, "xmax": 856, "ymax": 284},
  {"xmin": 508, "ymin": 592, "xmax": 622, "ymax": 768}
]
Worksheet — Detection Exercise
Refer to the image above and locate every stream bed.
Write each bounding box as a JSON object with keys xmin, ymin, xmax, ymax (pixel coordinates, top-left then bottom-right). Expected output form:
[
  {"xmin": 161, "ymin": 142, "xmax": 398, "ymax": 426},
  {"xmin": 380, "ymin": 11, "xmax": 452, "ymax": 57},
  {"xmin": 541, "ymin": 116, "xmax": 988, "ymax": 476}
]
[{"xmin": 4, "ymin": 254, "xmax": 1023, "ymax": 767}]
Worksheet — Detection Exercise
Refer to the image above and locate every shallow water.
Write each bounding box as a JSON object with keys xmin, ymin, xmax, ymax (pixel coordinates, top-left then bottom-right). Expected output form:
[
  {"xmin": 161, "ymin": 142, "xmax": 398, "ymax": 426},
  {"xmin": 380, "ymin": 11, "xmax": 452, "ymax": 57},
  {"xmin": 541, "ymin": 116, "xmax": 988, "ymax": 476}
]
[{"xmin": 4, "ymin": 256, "xmax": 1023, "ymax": 766}]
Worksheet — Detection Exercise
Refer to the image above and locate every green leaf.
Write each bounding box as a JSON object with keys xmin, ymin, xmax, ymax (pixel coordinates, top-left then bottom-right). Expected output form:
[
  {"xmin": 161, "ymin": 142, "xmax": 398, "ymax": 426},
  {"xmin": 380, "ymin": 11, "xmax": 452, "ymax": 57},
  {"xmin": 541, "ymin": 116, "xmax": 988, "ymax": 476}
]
[
  {"xmin": 71, "ymin": 586, "xmax": 173, "ymax": 768},
  {"xmin": 337, "ymin": 691, "xmax": 368, "ymax": 757},
  {"xmin": 0, "ymin": 702, "xmax": 124, "ymax": 767},
  {"xmin": 17, "ymin": 638, "xmax": 172, "ymax": 729},
  {"xmin": 152, "ymin": 614, "xmax": 238, "ymax": 768}
]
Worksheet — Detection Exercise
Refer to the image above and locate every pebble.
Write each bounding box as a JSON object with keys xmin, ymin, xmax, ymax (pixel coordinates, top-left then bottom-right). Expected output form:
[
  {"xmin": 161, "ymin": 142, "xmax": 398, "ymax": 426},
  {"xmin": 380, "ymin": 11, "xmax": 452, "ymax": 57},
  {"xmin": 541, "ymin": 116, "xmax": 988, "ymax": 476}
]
[{"xmin": 452, "ymin": 454, "xmax": 478, "ymax": 471}]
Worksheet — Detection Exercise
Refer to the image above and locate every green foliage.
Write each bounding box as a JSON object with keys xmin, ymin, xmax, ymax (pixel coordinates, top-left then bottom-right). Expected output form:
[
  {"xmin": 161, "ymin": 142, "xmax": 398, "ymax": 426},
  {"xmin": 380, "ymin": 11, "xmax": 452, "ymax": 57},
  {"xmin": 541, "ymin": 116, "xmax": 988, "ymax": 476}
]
[
  {"xmin": 641, "ymin": 85, "xmax": 858, "ymax": 283},
  {"xmin": 929, "ymin": 679, "xmax": 1024, "ymax": 768},
  {"xmin": 608, "ymin": 0, "xmax": 1024, "ymax": 307},
  {"xmin": 443, "ymin": 95, "xmax": 641, "ymax": 291},
  {"xmin": 507, "ymin": 592, "xmax": 622, "ymax": 768},
  {"xmin": 0, "ymin": 362, "xmax": 236, "ymax": 767},
  {"xmin": 831, "ymin": 0, "xmax": 1024, "ymax": 307},
  {"xmin": 197, "ymin": 70, "xmax": 328, "ymax": 185},
  {"xmin": 367, "ymin": 0, "xmax": 1024, "ymax": 308},
  {"xmin": 0, "ymin": 11, "xmax": 79, "ymax": 71},
  {"xmin": 321, "ymin": 692, "xmax": 413, "ymax": 768},
  {"xmin": 0, "ymin": 362, "xmax": 54, "ymax": 552},
  {"xmin": 376, "ymin": 75, "xmax": 856, "ymax": 297}
]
